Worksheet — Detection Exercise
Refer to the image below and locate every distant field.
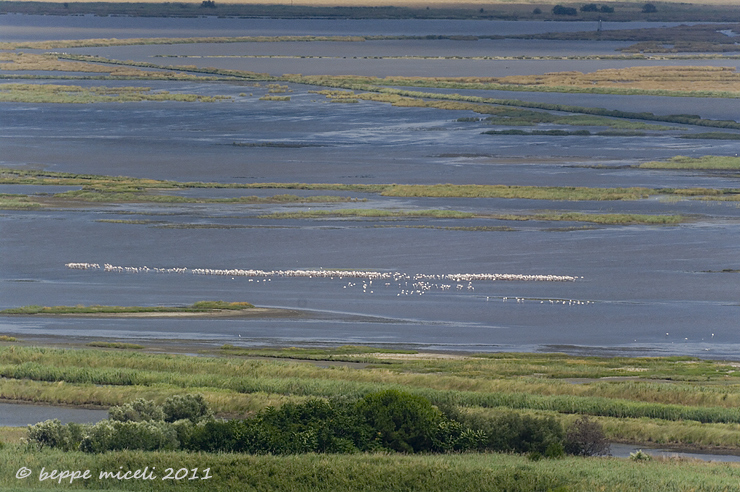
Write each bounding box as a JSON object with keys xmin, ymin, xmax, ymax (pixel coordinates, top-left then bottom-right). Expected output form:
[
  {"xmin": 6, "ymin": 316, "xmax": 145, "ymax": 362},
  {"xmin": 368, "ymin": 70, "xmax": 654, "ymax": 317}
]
[
  {"xmin": 3, "ymin": 1, "xmax": 740, "ymax": 23},
  {"xmin": 5, "ymin": 0, "xmax": 738, "ymax": 5}
]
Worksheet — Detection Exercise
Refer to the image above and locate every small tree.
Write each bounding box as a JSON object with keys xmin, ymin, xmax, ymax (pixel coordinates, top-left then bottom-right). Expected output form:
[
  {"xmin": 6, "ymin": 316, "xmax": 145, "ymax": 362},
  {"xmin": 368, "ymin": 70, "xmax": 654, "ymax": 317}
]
[
  {"xmin": 533, "ymin": 7, "xmax": 542, "ymax": 14},
  {"xmin": 552, "ymin": 5, "xmax": 578, "ymax": 16},
  {"xmin": 162, "ymin": 394, "xmax": 212, "ymax": 423},
  {"xmin": 356, "ymin": 390, "xmax": 442, "ymax": 453},
  {"xmin": 565, "ymin": 416, "xmax": 610, "ymax": 456},
  {"xmin": 27, "ymin": 419, "xmax": 84, "ymax": 451},
  {"xmin": 580, "ymin": 3, "xmax": 599, "ymax": 12},
  {"xmin": 600, "ymin": 5, "xmax": 615, "ymax": 13},
  {"xmin": 642, "ymin": 3, "xmax": 657, "ymax": 13},
  {"xmin": 108, "ymin": 398, "xmax": 164, "ymax": 422}
]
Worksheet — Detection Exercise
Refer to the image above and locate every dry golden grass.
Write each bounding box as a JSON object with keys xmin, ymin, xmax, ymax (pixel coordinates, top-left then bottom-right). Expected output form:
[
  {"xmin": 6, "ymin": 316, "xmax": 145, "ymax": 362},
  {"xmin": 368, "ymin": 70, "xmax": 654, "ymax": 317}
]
[
  {"xmin": 0, "ymin": 53, "xmax": 206, "ymax": 80},
  {"xmin": 497, "ymin": 66, "xmax": 740, "ymax": 93}
]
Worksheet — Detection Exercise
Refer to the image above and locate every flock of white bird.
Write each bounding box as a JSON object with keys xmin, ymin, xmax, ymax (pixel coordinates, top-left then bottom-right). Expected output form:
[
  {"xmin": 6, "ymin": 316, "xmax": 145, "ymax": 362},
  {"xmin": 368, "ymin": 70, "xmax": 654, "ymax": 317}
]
[
  {"xmin": 66, "ymin": 263, "xmax": 578, "ymax": 283},
  {"xmin": 65, "ymin": 262, "xmax": 586, "ymax": 299}
]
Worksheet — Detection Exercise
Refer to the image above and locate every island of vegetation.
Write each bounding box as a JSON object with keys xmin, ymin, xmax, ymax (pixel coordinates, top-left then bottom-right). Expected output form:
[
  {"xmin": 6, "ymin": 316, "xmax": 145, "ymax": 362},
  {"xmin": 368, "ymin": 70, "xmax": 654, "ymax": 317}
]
[{"xmin": 0, "ymin": 301, "xmax": 290, "ymax": 319}]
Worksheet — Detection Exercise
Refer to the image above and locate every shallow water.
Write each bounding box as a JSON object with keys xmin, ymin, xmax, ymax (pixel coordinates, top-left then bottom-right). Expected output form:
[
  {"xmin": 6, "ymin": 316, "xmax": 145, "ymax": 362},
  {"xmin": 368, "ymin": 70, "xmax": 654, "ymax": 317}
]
[
  {"xmin": 0, "ymin": 402, "xmax": 108, "ymax": 427},
  {"xmin": 60, "ymin": 40, "xmax": 740, "ymax": 78},
  {"xmin": 609, "ymin": 443, "xmax": 740, "ymax": 463},
  {"xmin": 2, "ymin": 17, "xmax": 740, "ymax": 359},
  {"xmin": 0, "ymin": 15, "xmax": 690, "ymax": 42}
]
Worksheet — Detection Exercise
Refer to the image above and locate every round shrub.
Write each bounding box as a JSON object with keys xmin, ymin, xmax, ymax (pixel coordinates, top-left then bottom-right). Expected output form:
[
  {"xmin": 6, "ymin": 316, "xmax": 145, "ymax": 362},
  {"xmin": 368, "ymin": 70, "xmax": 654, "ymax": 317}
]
[
  {"xmin": 27, "ymin": 419, "xmax": 83, "ymax": 451},
  {"xmin": 162, "ymin": 394, "xmax": 212, "ymax": 423},
  {"xmin": 356, "ymin": 390, "xmax": 443, "ymax": 453},
  {"xmin": 108, "ymin": 398, "xmax": 164, "ymax": 422},
  {"xmin": 80, "ymin": 420, "xmax": 178, "ymax": 453}
]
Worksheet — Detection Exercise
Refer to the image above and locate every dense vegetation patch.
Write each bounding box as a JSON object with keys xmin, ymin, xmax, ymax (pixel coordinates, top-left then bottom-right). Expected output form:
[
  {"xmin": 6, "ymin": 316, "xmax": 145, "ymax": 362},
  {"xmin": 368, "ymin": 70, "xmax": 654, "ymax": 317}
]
[
  {"xmin": 0, "ymin": 83, "xmax": 230, "ymax": 103},
  {"xmin": 26, "ymin": 392, "xmax": 581, "ymax": 459},
  {"xmin": 1, "ymin": 168, "xmax": 737, "ymax": 206},
  {"xmin": 0, "ymin": 301, "xmax": 255, "ymax": 315},
  {"xmin": 640, "ymin": 155, "xmax": 740, "ymax": 169}
]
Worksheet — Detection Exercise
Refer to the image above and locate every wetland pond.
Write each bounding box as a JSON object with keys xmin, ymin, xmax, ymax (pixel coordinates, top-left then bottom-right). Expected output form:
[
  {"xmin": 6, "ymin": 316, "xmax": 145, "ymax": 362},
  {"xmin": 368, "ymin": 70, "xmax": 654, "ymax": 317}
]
[
  {"xmin": 0, "ymin": 402, "xmax": 108, "ymax": 427},
  {"xmin": 1, "ymin": 15, "xmax": 739, "ymax": 359}
]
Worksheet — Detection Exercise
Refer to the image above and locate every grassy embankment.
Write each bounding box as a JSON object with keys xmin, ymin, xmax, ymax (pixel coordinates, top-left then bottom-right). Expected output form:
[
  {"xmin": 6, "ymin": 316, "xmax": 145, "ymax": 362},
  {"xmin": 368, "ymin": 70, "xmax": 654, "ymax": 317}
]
[
  {"xmin": 3, "ymin": 168, "xmax": 739, "ymax": 222},
  {"xmin": 304, "ymin": 66, "xmax": 740, "ymax": 100},
  {"xmin": 10, "ymin": 50, "xmax": 740, "ymax": 102},
  {"xmin": 259, "ymin": 209, "xmax": 685, "ymax": 225},
  {"xmin": 0, "ymin": 168, "xmax": 721, "ymax": 200},
  {"xmin": 640, "ymin": 155, "xmax": 740, "ymax": 169},
  {"xmin": 0, "ymin": 83, "xmax": 230, "ymax": 103},
  {"xmin": 0, "ymin": 167, "xmax": 362, "ymax": 206},
  {"xmin": 4, "ymin": 346, "xmax": 740, "ymax": 453},
  {"xmin": 86, "ymin": 341, "xmax": 145, "ymax": 349},
  {"xmin": 0, "ymin": 168, "xmax": 699, "ymax": 224},
  {"xmin": 0, "ymin": 301, "xmax": 255, "ymax": 316},
  {"xmin": 50, "ymin": 53, "xmax": 740, "ymax": 101},
  {"xmin": 0, "ymin": 52, "xmax": 239, "ymax": 82},
  {"xmin": 313, "ymin": 89, "xmax": 676, "ymax": 131}
]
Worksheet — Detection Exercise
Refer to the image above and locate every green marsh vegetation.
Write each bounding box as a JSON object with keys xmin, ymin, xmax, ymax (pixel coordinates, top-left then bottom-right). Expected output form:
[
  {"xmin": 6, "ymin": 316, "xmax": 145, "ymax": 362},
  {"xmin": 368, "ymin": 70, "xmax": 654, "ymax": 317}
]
[
  {"xmin": 0, "ymin": 52, "xmax": 223, "ymax": 81},
  {"xmin": 259, "ymin": 209, "xmax": 686, "ymax": 225},
  {"xmin": 258, "ymin": 209, "xmax": 477, "ymax": 220},
  {"xmin": 0, "ymin": 194, "xmax": 43, "ymax": 210},
  {"xmin": 6, "ymin": 346, "xmax": 740, "ymax": 454},
  {"xmin": 1, "ymin": 447, "xmax": 739, "ymax": 492},
  {"xmin": 36, "ymin": 54, "xmax": 740, "ymax": 103},
  {"xmin": 259, "ymin": 95, "xmax": 291, "ymax": 101},
  {"xmin": 48, "ymin": 190, "xmax": 358, "ymax": 205},
  {"xmin": 0, "ymin": 301, "xmax": 255, "ymax": 315},
  {"xmin": 86, "ymin": 341, "xmax": 145, "ymax": 350},
  {"xmin": 16, "ymin": 53, "xmax": 740, "ymax": 136},
  {"xmin": 317, "ymin": 90, "xmax": 677, "ymax": 130},
  {"xmin": 679, "ymin": 132, "xmax": 740, "ymax": 140},
  {"xmin": 0, "ymin": 83, "xmax": 230, "ymax": 104},
  {"xmin": 640, "ymin": 155, "xmax": 740, "ymax": 170},
  {"xmin": 304, "ymin": 86, "xmax": 740, "ymax": 135},
  {"xmin": 483, "ymin": 129, "xmax": 648, "ymax": 137},
  {"xmin": 2, "ymin": 168, "xmax": 739, "ymax": 206}
]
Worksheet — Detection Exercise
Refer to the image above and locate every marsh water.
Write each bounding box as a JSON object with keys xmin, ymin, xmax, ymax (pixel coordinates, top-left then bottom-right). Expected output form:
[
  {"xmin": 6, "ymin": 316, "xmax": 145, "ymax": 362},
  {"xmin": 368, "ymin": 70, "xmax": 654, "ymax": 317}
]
[
  {"xmin": 0, "ymin": 402, "xmax": 107, "ymax": 427},
  {"xmin": 1, "ymin": 15, "xmax": 740, "ymax": 358}
]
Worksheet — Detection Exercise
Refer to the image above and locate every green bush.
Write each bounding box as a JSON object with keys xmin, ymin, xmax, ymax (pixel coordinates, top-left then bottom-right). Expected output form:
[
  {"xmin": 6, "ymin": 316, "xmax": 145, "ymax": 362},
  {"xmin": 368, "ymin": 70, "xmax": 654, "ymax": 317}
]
[
  {"xmin": 27, "ymin": 419, "xmax": 84, "ymax": 451},
  {"xmin": 434, "ymin": 419, "xmax": 488, "ymax": 452},
  {"xmin": 162, "ymin": 393, "xmax": 212, "ymax": 423},
  {"xmin": 356, "ymin": 390, "xmax": 443, "ymax": 453},
  {"xmin": 456, "ymin": 411, "xmax": 564, "ymax": 455},
  {"xmin": 80, "ymin": 420, "xmax": 178, "ymax": 453},
  {"xmin": 642, "ymin": 3, "xmax": 657, "ymax": 13},
  {"xmin": 184, "ymin": 398, "xmax": 373, "ymax": 454},
  {"xmin": 108, "ymin": 398, "xmax": 165, "ymax": 422},
  {"xmin": 552, "ymin": 5, "xmax": 578, "ymax": 15}
]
